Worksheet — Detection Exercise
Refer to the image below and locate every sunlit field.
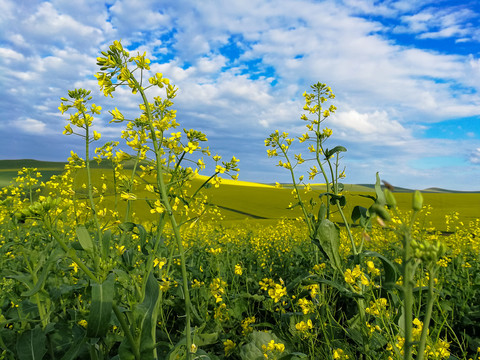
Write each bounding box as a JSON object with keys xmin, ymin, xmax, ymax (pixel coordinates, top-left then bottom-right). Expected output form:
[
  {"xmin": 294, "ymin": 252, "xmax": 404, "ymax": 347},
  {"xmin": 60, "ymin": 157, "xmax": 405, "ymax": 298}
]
[{"xmin": 1, "ymin": 41, "xmax": 479, "ymax": 360}]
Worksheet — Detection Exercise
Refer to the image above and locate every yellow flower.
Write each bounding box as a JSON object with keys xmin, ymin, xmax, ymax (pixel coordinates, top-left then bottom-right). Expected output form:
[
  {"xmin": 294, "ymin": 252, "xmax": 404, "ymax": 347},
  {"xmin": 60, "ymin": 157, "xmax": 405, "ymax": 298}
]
[
  {"xmin": 153, "ymin": 258, "xmax": 166, "ymax": 269},
  {"xmin": 333, "ymin": 348, "xmax": 349, "ymax": 359},
  {"xmin": 366, "ymin": 261, "xmax": 380, "ymax": 276},
  {"xmin": 150, "ymin": 200, "xmax": 165, "ymax": 214},
  {"xmin": 268, "ymin": 283, "xmax": 287, "ymax": 303},
  {"xmin": 241, "ymin": 316, "xmax": 256, "ymax": 335},
  {"xmin": 63, "ymin": 123, "xmax": 73, "ymax": 135},
  {"xmin": 215, "ymin": 165, "xmax": 226, "ymax": 174},
  {"xmin": 93, "ymin": 130, "xmax": 101, "ymax": 141},
  {"xmin": 224, "ymin": 339, "xmax": 236, "ymax": 355},
  {"xmin": 121, "ymin": 191, "xmax": 137, "ymax": 201},
  {"xmin": 70, "ymin": 262, "xmax": 79, "ymax": 273},
  {"xmin": 78, "ymin": 319, "xmax": 88, "ymax": 328},
  {"xmin": 295, "ymin": 319, "xmax": 313, "ymax": 331},
  {"xmin": 234, "ymin": 264, "xmax": 243, "ymax": 275}
]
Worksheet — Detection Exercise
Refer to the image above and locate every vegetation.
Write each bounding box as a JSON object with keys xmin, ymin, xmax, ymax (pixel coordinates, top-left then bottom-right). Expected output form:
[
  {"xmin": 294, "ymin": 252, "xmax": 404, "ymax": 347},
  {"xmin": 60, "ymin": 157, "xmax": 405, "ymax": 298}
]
[{"xmin": 0, "ymin": 41, "xmax": 479, "ymax": 360}]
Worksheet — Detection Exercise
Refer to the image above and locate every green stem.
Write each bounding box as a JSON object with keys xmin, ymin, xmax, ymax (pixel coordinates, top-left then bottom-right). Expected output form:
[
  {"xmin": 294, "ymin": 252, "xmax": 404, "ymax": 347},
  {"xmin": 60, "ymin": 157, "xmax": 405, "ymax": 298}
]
[
  {"xmin": 403, "ymin": 229, "xmax": 414, "ymax": 360},
  {"xmin": 28, "ymin": 262, "xmax": 48, "ymax": 329},
  {"xmin": 134, "ymin": 79, "xmax": 193, "ymax": 359},
  {"xmin": 278, "ymin": 142, "xmax": 313, "ymax": 234},
  {"xmin": 335, "ymin": 200, "xmax": 357, "ymax": 255},
  {"xmin": 112, "ymin": 304, "xmax": 141, "ymax": 360},
  {"xmin": 82, "ymin": 117, "xmax": 103, "ymax": 263},
  {"xmin": 124, "ymin": 149, "xmax": 142, "ymax": 223},
  {"xmin": 416, "ymin": 267, "xmax": 436, "ymax": 360}
]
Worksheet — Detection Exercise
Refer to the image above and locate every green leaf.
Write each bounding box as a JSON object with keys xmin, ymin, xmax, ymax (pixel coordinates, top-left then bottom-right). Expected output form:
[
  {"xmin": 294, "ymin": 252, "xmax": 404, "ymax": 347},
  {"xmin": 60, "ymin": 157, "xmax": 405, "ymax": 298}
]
[
  {"xmin": 363, "ymin": 251, "xmax": 399, "ymax": 286},
  {"xmin": 21, "ymin": 249, "xmax": 62, "ymax": 297},
  {"xmin": 317, "ymin": 202, "xmax": 327, "ymax": 221},
  {"xmin": 324, "ymin": 146, "xmax": 347, "ymax": 159},
  {"xmin": 87, "ymin": 274, "xmax": 115, "ymax": 338},
  {"xmin": 102, "ymin": 230, "xmax": 112, "ymax": 259},
  {"xmin": 351, "ymin": 206, "xmax": 367, "ymax": 224},
  {"xmin": 16, "ymin": 326, "xmax": 46, "ymax": 360},
  {"xmin": 118, "ymin": 222, "xmax": 135, "ymax": 232},
  {"xmin": 195, "ymin": 332, "xmax": 219, "ymax": 346},
  {"xmin": 279, "ymin": 353, "xmax": 308, "ymax": 359},
  {"xmin": 328, "ymin": 194, "xmax": 346, "ymax": 207},
  {"xmin": 60, "ymin": 333, "xmax": 87, "ymax": 360},
  {"xmin": 136, "ymin": 272, "xmax": 160, "ymax": 359},
  {"xmin": 306, "ymin": 277, "xmax": 364, "ymax": 299},
  {"xmin": 21, "ymin": 262, "xmax": 52, "ymax": 297},
  {"xmin": 76, "ymin": 225, "xmax": 94, "ymax": 252},
  {"xmin": 314, "ymin": 219, "xmax": 342, "ymax": 272}
]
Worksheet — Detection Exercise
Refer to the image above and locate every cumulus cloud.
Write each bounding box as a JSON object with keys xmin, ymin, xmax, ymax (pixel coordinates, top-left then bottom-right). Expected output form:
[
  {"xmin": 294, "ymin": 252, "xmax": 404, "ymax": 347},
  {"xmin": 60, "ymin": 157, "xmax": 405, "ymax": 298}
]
[
  {"xmin": 13, "ymin": 118, "xmax": 48, "ymax": 134},
  {"xmin": 397, "ymin": 6, "xmax": 478, "ymax": 40},
  {"xmin": 332, "ymin": 110, "xmax": 410, "ymax": 144},
  {"xmin": 470, "ymin": 148, "xmax": 480, "ymax": 164},
  {"xmin": 0, "ymin": 0, "xmax": 479, "ymax": 189}
]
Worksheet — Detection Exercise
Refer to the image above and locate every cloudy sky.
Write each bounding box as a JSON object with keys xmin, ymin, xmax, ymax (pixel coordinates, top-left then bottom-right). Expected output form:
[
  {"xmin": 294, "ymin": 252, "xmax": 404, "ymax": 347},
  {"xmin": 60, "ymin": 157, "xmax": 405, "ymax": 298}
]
[{"xmin": 1, "ymin": 0, "xmax": 480, "ymax": 190}]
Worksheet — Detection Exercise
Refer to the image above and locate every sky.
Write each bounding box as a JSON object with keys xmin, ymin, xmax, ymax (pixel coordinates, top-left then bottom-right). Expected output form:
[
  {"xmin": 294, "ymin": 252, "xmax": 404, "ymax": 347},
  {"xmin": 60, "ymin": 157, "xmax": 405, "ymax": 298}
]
[{"xmin": 1, "ymin": 0, "xmax": 480, "ymax": 191}]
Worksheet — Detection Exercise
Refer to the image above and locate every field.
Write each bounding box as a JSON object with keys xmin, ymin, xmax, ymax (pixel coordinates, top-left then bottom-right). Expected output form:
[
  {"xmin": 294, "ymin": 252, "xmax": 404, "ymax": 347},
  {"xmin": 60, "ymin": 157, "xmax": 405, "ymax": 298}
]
[
  {"xmin": 1, "ymin": 159, "xmax": 478, "ymax": 231},
  {"xmin": 1, "ymin": 159, "xmax": 479, "ymax": 360}
]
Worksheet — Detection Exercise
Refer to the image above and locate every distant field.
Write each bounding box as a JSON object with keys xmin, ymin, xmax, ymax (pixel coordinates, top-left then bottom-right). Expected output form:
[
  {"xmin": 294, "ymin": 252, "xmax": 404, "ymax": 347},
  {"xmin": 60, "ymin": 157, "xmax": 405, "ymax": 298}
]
[{"xmin": 1, "ymin": 159, "xmax": 478, "ymax": 230}]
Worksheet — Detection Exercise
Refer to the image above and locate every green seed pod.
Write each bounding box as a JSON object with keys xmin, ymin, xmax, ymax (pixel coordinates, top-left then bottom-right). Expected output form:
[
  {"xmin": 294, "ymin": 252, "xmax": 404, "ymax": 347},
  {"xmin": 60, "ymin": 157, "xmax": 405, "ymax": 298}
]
[
  {"xmin": 370, "ymin": 204, "xmax": 391, "ymax": 221},
  {"xmin": 412, "ymin": 190, "xmax": 423, "ymax": 211},
  {"xmin": 384, "ymin": 189, "xmax": 397, "ymax": 208},
  {"xmin": 438, "ymin": 242, "xmax": 447, "ymax": 257}
]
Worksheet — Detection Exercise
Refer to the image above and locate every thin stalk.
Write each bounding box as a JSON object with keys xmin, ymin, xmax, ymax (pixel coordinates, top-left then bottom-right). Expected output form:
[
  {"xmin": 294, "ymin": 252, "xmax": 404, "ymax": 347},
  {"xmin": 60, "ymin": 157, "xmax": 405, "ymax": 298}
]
[
  {"xmin": 112, "ymin": 304, "xmax": 141, "ymax": 360},
  {"xmin": 134, "ymin": 79, "xmax": 193, "ymax": 359},
  {"xmin": 416, "ymin": 267, "xmax": 436, "ymax": 360},
  {"xmin": 124, "ymin": 148, "xmax": 142, "ymax": 223},
  {"xmin": 82, "ymin": 117, "xmax": 103, "ymax": 261},
  {"xmin": 335, "ymin": 199, "xmax": 357, "ymax": 255},
  {"xmin": 278, "ymin": 142, "xmax": 313, "ymax": 234},
  {"xmin": 28, "ymin": 263, "xmax": 48, "ymax": 329}
]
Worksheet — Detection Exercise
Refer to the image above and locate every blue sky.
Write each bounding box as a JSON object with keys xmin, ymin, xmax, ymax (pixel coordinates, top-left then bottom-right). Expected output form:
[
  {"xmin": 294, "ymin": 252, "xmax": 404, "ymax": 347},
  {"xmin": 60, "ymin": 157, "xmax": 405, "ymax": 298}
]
[{"xmin": 1, "ymin": 0, "xmax": 480, "ymax": 190}]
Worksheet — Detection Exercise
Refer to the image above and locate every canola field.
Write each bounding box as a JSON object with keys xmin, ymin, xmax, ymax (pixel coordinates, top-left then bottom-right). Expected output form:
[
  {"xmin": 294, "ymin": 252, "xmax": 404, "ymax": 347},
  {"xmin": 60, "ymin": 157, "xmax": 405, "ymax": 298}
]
[
  {"xmin": 1, "ymin": 41, "xmax": 480, "ymax": 360},
  {"xmin": 0, "ymin": 161, "xmax": 479, "ymax": 360}
]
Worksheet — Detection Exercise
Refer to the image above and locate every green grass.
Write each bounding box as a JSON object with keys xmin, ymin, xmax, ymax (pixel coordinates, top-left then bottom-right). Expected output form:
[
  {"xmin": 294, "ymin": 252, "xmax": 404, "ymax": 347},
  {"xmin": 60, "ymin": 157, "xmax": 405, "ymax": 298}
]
[{"xmin": 2, "ymin": 159, "xmax": 479, "ymax": 231}]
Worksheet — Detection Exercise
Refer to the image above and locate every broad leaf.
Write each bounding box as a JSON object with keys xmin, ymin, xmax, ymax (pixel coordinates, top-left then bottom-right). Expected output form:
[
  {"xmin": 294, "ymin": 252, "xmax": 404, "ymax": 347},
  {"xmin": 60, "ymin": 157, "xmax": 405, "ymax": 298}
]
[
  {"xmin": 76, "ymin": 225, "xmax": 94, "ymax": 252},
  {"xmin": 363, "ymin": 251, "xmax": 400, "ymax": 286},
  {"xmin": 87, "ymin": 274, "xmax": 115, "ymax": 338},
  {"xmin": 137, "ymin": 272, "xmax": 160, "ymax": 359},
  {"xmin": 16, "ymin": 326, "xmax": 46, "ymax": 360},
  {"xmin": 314, "ymin": 219, "xmax": 342, "ymax": 272}
]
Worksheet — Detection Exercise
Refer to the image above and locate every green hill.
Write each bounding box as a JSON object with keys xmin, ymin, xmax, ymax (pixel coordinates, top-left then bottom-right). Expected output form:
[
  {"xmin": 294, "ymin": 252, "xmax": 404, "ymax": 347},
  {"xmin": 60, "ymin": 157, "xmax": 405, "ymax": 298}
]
[{"xmin": 1, "ymin": 159, "xmax": 479, "ymax": 230}]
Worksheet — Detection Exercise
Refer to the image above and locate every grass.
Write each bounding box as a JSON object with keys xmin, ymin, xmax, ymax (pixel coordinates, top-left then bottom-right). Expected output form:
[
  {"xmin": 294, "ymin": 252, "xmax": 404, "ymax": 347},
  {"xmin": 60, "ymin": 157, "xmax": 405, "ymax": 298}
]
[{"xmin": 1, "ymin": 159, "xmax": 478, "ymax": 231}]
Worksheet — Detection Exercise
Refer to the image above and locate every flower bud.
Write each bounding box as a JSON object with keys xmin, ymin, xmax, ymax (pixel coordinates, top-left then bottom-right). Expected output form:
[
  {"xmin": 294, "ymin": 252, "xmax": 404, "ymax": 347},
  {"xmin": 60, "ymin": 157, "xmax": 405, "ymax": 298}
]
[
  {"xmin": 384, "ymin": 189, "xmax": 397, "ymax": 208},
  {"xmin": 370, "ymin": 204, "xmax": 391, "ymax": 222},
  {"xmin": 412, "ymin": 190, "xmax": 423, "ymax": 211}
]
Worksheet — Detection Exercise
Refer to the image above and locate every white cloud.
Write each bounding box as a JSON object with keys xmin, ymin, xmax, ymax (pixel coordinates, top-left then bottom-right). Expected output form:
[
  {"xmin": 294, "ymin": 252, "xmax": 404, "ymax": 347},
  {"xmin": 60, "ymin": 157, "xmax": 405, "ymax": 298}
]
[
  {"xmin": 13, "ymin": 118, "xmax": 47, "ymax": 134},
  {"xmin": 1, "ymin": 0, "xmax": 480, "ymax": 189},
  {"xmin": 398, "ymin": 6, "xmax": 478, "ymax": 40},
  {"xmin": 332, "ymin": 110, "xmax": 410, "ymax": 143},
  {"xmin": 470, "ymin": 148, "xmax": 480, "ymax": 164},
  {"xmin": 0, "ymin": 47, "xmax": 24, "ymax": 62}
]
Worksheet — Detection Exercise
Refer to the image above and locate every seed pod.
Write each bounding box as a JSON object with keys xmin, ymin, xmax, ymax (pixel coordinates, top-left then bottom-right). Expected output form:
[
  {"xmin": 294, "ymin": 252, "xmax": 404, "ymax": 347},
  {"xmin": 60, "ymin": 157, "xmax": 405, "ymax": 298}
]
[
  {"xmin": 370, "ymin": 204, "xmax": 391, "ymax": 221},
  {"xmin": 384, "ymin": 189, "xmax": 397, "ymax": 208},
  {"xmin": 412, "ymin": 190, "xmax": 423, "ymax": 211}
]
